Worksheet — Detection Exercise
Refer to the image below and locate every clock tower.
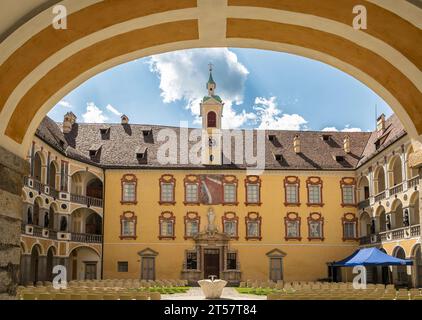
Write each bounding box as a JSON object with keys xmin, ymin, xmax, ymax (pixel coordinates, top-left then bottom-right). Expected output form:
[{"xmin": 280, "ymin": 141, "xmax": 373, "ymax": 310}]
[{"xmin": 200, "ymin": 64, "xmax": 223, "ymax": 165}]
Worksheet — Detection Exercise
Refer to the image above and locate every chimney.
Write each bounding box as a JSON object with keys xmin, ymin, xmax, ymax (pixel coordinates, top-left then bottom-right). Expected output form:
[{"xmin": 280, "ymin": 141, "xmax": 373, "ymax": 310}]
[
  {"xmin": 343, "ymin": 135, "xmax": 351, "ymax": 153},
  {"xmin": 121, "ymin": 114, "xmax": 129, "ymax": 125},
  {"xmin": 62, "ymin": 112, "xmax": 76, "ymax": 133},
  {"xmin": 293, "ymin": 135, "xmax": 301, "ymax": 153},
  {"xmin": 376, "ymin": 113, "xmax": 385, "ymax": 133}
]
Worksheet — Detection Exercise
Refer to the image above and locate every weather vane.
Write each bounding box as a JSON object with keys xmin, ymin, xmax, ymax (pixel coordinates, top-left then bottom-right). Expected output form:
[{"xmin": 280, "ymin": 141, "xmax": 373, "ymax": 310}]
[{"xmin": 208, "ymin": 62, "xmax": 213, "ymax": 72}]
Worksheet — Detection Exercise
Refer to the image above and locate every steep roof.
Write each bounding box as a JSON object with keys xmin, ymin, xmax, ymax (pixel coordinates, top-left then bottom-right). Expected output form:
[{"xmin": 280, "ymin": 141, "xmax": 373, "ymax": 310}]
[
  {"xmin": 34, "ymin": 114, "xmax": 407, "ymax": 171},
  {"xmin": 357, "ymin": 114, "xmax": 407, "ymax": 167}
]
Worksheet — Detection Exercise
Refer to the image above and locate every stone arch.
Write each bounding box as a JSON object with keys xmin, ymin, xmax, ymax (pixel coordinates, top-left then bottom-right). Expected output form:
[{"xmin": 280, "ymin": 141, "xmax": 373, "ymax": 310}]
[
  {"xmin": 0, "ymin": 1, "xmax": 420, "ymax": 157},
  {"xmin": 359, "ymin": 211, "xmax": 371, "ymax": 237},
  {"xmin": 68, "ymin": 245, "xmax": 101, "ymax": 280},
  {"xmin": 29, "ymin": 243, "xmax": 42, "ymax": 284},
  {"xmin": 48, "ymin": 160, "xmax": 59, "ymax": 190},
  {"xmin": 20, "ymin": 240, "xmax": 28, "ymax": 255},
  {"xmin": 32, "ymin": 151, "xmax": 44, "ymax": 182},
  {"xmin": 373, "ymin": 165, "xmax": 386, "ymax": 195},
  {"xmin": 409, "ymin": 191, "xmax": 420, "ymax": 226},
  {"xmin": 357, "ymin": 175, "xmax": 370, "ymax": 202},
  {"xmin": 411, "ymin": 243, "xmax": 422, "ymax": 288},
  {"xmin": 45, "ymin": 245, "xmax": 57, "ymax": 282},
  {"xmin": 392, "ymin": 246, "xmax": 409, "ymax": 287},
  {"xmin": 32, "ymin": 196, "xmax": 43, "ymax": 226},
  {"xmin": 375, "ymin": 205, "xmax": 387, "ymax": 233},
  {"xmin": 390, "ymin": 199, "xmax": 404, "ymax": 229},
  {"xmin": 388, "ymin": 154, "xmax": 403, "ymax": 186}
]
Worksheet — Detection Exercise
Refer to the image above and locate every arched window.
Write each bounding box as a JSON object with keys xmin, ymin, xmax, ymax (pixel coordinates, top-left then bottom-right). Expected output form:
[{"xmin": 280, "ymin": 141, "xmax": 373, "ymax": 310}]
[{"xmin": 207, "ymin": 111, "xmax": 217, "ymax": 128}]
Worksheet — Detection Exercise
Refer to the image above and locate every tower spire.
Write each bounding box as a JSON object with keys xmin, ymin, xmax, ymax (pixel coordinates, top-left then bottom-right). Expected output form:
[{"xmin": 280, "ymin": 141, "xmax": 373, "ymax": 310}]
[{"xmin": 207, "ymin": 63, "xmax": 216, "ymax": 95}]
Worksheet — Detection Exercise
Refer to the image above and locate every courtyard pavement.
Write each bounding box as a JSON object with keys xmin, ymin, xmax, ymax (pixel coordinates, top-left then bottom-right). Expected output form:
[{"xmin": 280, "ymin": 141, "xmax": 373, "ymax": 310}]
[{"xmin": 161, "ymin": 287, "xmax": 266, "ymax": 300}]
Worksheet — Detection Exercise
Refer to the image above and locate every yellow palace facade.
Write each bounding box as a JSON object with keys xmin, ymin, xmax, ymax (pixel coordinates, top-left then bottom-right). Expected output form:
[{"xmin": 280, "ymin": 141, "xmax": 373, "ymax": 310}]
[{"xmin": 19, "ymin": 73, "xmax": 422, "ymax": 287}]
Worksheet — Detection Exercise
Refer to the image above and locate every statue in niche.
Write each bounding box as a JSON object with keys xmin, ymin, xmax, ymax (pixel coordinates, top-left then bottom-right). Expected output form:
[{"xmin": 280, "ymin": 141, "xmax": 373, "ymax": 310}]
[
  {"xmin": 60, "ymin": 216, "xmax": 68, "ymax": 232},
  {"xmin": 386, "ymin": 215, "xmax": 391, "ymax": 231},
  {"xmin": 403, "ymin": 209, "xmax": 410, "ymax": 227},
  {"xmin": 206, "ymin": 207, "xmax": 217, "ymax": 235}
]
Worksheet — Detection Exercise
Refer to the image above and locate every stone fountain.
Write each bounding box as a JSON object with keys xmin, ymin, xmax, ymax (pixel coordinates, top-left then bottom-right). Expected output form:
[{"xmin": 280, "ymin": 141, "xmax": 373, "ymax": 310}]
[{"xmin": 198, "ymin": 276, "xmax": 227, "ymax": 299}]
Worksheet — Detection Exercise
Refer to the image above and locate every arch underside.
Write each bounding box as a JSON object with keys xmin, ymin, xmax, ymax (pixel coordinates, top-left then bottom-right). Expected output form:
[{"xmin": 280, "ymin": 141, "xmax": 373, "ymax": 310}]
[{"xmin": 0, "ymin": 0, "xmax": 421, "ymax": 157}]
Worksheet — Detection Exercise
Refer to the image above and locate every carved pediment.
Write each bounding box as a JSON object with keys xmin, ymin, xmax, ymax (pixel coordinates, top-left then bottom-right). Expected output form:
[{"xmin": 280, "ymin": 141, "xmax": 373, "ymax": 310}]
[
  {"xmin": 193, "ymin": 231, "xmax": 231, "ymax": 242},
  {"xmin": 138, "ymin": 247, "xmax": 159, "ymax": 257},
  {"xmin": 266, "ymin": 248, "xmax": 287, "ymax": 257}
]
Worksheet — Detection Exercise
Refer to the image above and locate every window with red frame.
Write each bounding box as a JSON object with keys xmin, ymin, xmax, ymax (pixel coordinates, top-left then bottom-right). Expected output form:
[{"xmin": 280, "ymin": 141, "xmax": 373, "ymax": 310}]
[
  {"xmin": 342, "ymin": 213, "xmax": 358, "ymax": 240},
  {"xmin": 307, "ymin": 212, "xmax": 324, "ymax": 240},
  {"xmin": 159, "ymin": 211, "xmax": 175, "ymax": 239},
  {"xmin": 245, "ymin": 176, "xmax": 261, "ymax": 205},
  {"xmin": 120, "ymin": 211, "xmax": 137, "ymax": 239},
  {"xmin": 340, "ymin": 177, "xmax": 357, "ymax": 207},
  {"xmin": 284, "ymin": 176, "xmax": 300, "ymax": 206}
]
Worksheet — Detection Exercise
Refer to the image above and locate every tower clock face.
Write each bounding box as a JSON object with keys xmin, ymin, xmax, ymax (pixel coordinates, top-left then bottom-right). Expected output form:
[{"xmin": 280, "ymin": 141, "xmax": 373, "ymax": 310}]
[{"xmin": 208, "ymin": 137, "xmax": 217, "ymax": 147}]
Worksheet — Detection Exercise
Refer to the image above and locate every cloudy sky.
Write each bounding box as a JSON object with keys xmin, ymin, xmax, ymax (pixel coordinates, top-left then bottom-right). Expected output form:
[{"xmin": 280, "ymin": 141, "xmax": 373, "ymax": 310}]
[{"xmin": 48, "ymin": 48, "xmax": 392, "ymax": 132}]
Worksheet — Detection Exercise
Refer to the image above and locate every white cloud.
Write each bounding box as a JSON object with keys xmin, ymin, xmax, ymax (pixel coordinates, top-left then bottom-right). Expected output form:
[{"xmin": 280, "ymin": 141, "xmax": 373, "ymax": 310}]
[
  {"xmin": 106, "ymin": 104, "xmax": 122, "ymax": 117},
  {"xmin": 322, "ymin": 125, "xmax": 362, "ymax": 132},
  {"xmin": 82, "ymin": 102, "xmax": 108, "ymax": 123},
  {"xmin": 322, "ymin": 127, "xmax": 338, "ymax": 132},
  {"xmin": 253, "ymin": 96, "xmax": 308, "ymax": 130},
  {"xmin": 57, "ymin": 100, "xmax": 72, "ymax": 108},
  {"xmin": 148, "ymin": 48, "xmax": 255, "ymax": 129}
]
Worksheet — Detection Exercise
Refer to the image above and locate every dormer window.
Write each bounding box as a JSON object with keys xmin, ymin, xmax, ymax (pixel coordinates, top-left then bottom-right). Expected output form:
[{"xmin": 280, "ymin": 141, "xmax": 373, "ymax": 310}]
[
  {"xmin": 100, "ymin": 127, "xmax": 110, "ymax": 140},
  {"xmin": 88, "ymin": 145, "xmax": 101, "ymax": 159},
  {"xmin": 273, "ymin": 153, "xmax": 282, "ymax": 161},
  {"xmin": 268, "ymin": 134, "xmax": 276, "ymax": 142},
  {"xmin": 142, "ymin": 129, "xmax": 152, "ymax": 137},
  {"xmin": 136, "ymin": 147, "xmax": 147, "ymax": 160},
  {"xmin": 321, "ymin": 134, "xmax": 331, "ymax": 141},
  {"xmin": 334, "ymin": 155, "xmax": 345, "ymax": 162}
]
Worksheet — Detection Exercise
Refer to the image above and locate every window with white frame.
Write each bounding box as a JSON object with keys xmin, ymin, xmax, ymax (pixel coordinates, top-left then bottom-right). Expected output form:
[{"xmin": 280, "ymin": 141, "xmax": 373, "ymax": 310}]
[
  {"xmin": 120, "ymin": 211, "xmax": 137, "ymax": 239},
  {"xmin": 246, "ymin": 184, "xmax": 260, "ymax": 204},
  {"xmin": 308, "ymin": 185, "xmax": 321, "ymax": 204},
  {"xmin": 185, "ymin": 219, "xmax": 199, "ymax": 237},
  {"xmin": 342, "ymin": 185, "xmax": 355, "ymax": 205},
  {"xmin": 161, "ymin": 183, "xmax": 174, "ymax": 203},
  {"xmin": 286, "ymin": 184, "xmax": 299, "ymax": 204},
  {"xmin": 224, "ymin": 184, "xmax": 236, "ymax": 203},
  {"xmin": 122, "ymin": 182, "xmax": 136, "ymax": 202},
  {"xmin": 185, "ymin": 183, "xmax": 199, "ymax": 203}
]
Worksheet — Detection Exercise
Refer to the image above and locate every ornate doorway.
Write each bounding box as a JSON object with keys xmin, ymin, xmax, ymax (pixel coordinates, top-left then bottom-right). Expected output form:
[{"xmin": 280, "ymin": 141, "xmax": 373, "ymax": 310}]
[{"xmin": 204, "ymin": 249, "xmax": 220, "ymax": 279}]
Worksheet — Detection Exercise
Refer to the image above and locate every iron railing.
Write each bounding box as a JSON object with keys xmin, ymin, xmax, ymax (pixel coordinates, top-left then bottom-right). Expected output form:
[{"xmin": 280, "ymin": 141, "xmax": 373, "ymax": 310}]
[
  {"xmin": 374, "ymin": 191, "xmax": 386, "ymax": 202},
  {"xmin": 389, "ymin": 183, "xmax": 403, "ymax": 196},
  {"xmin": 408, "ymin": 176, "xmax": 420, "ymax": 189},
  {"xmin": 70, "ymin": 232, "xmax": 103, "ymax": 243},
  {"xmin": 70, "ymin": 194, "xmax": 103, "ymax": 208}
]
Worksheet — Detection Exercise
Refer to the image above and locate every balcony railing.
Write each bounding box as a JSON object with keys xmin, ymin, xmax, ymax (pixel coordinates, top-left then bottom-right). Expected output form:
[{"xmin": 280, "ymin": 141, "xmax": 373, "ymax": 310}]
[
  {"xmin": 358, "ymin": 198, "xmax": 370, "ymax": 210},
  {"xmin": 21, "ymin": 223, "xmax": 102, "ymax": 243},
  {"xmin": 411, "ymin": 224, "xmax": 420, "ymax": 237},
  {"xmin": 389, "ymin": 183, "xmax": 403, "ymax": 196},
  {"xmin": 377, "ymin": 224, "xmax": 420, "ymax": 242},
  {"xmin": 24, "ymin": 176, "xmax": 60, "ymax": 198},
  {"xmin": 408, "ymin": 175, "xmax": 420, "ymax": 189},
  {"xmin": 71, "ymin": 232, "xmax": 103, "ymax": 243},
  {"xmin": 374, "ymin": 191, "xmax": 386, "ymax": 202},
  {"xmin": 391, "ymin": 228, "xmax": 404, "ymax": 240},
  {"xmin": 70, "ymin": 194, "xmax": 103, "ymax": 208},
  {"xmin": 32, "ymin": 225, "xmax": 43, "ymax": 237}
]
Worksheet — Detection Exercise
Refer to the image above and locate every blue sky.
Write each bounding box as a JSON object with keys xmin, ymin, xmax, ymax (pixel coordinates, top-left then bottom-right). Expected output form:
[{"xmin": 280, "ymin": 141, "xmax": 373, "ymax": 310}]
[{"xmin": 48, "ymin": 48, "xmax": 392, "ymax": 132}]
